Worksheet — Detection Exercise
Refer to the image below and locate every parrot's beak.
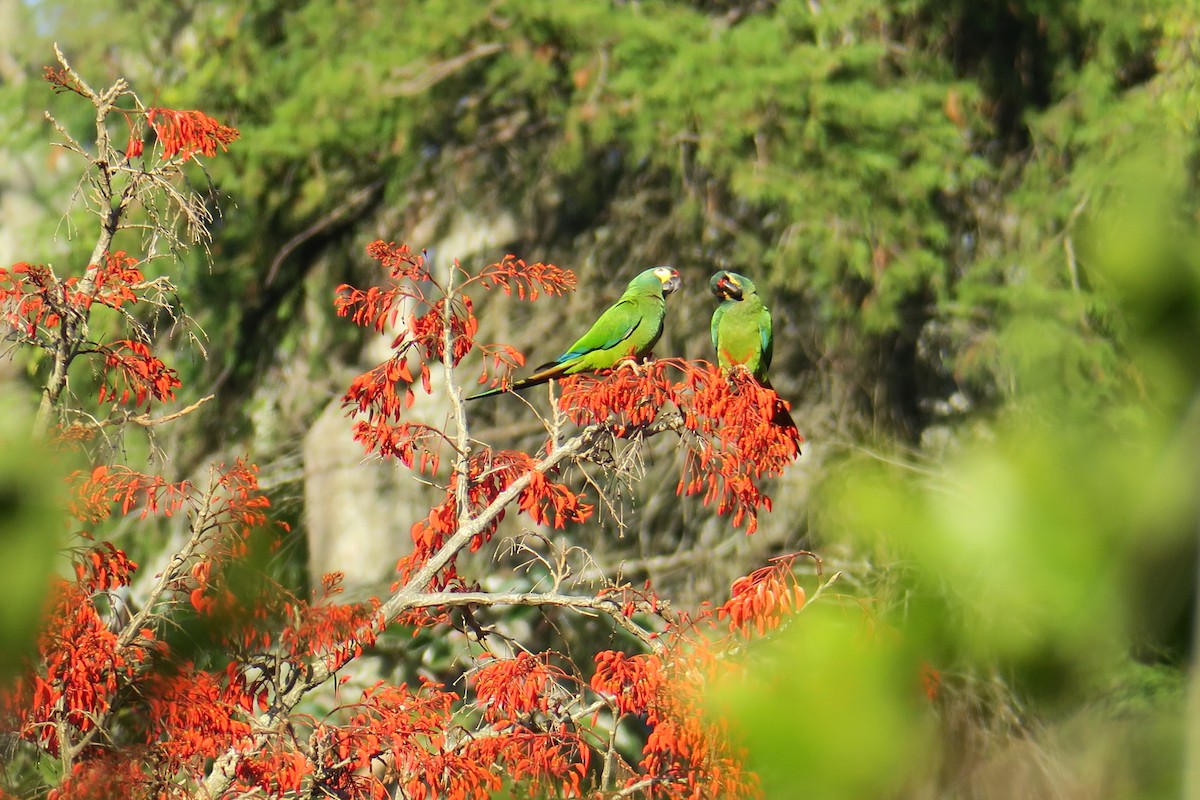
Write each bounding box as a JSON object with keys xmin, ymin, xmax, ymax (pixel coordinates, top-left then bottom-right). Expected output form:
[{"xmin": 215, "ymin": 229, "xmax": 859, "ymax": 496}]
[
  {"xmin": 719, "ymin": 274, "xmax": 743, "ymax": 301},
  {"xmin": 661, "ymin": 270, "xmax": 682, "ymax": 296}
]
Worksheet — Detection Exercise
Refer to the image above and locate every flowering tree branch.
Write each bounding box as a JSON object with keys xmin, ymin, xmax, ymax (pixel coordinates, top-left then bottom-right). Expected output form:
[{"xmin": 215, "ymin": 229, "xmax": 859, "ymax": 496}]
[
  {"xmin": 198, "ymin": 419, "xmax": 613, "ymax": 797},
  {"xmin": 59, "ymin": 470, "xmax": 221, "ymax": 765},
  {"xmin": 27, "ymin": 46, "xmax": 235, "ymax": 439},
  {"xmin": 34, "ymin": 48, "xmax": 134, "ymax": 435}
]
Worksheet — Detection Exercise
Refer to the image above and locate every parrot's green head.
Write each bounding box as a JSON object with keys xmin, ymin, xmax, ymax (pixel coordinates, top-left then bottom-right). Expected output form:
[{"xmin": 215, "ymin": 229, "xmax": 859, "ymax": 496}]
[
  {"xmin": 636, "ymin": 266, "xmax": 681, "ymax": 296},
  {"xmin": 709, "ymin": 270, "xmax": 755, "ymax": 302}
]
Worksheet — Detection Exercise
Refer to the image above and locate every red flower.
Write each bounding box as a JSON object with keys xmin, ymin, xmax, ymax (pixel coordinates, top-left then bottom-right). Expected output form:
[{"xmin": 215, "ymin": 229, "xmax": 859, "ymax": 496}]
[
  {"xmin": 97, "ymin": 339, "xmax": 181, "ymax": 407},
  {"xmin": 472, "ymin": 652, "xmax": 561, "ymax": 723},
  {"xmin": 146, "ymin": 108, "xmax": 239, "ymax": 160},
  {"xmin": 717, "ymin": 553, "xmax": 807, "ymax": 636}
]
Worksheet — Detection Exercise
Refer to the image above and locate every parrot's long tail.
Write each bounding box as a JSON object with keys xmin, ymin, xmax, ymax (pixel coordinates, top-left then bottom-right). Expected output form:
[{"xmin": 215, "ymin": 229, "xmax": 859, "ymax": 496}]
[
  {"xmin": 465, "ymin": 360, "xmax": 572, "ymax": 401},
  {"xmin": 772, "ymin": 398, "xmax": 799, "ymax": 436},
  {"xmin": 759, "ymin": 376, "xmax": 802, "ymax": 455}
]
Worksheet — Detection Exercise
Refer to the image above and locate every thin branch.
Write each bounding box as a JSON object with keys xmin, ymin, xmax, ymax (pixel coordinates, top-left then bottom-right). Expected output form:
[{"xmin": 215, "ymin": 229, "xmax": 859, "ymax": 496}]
[
  {"xmin": 445, "ymin": 267, "xmax": 473, "ymax": 566},
  {"xmin": 580, "ymin": 533, "xmax": 743, "ymax": 583},
  {"xmin": 50, "ymin": 43, "xmax": 100, "ymax": 100},
  {"xmin": 407, "ymin": 590, "xmax": 665, "ymax": 651},
  {"xmin": 611, "ymin": 777, "xmax": 658, "ymax": 798},
  {"xmin": 384, "ymin": 43, "xmax": 505, "ymax": 97},
  {"xmin": 43, "ymin": 114, "xmax": 88, "ymax": 156},
  {"xmin": 387, "ymin": 424, "xmax": 603, "ymax": 612},
  {"xmin": 71, "ymin": 394, "xmax": 215, "ymax": 432},
  {"xmin": 600, "ymin": 706, "xmax": 621, "ymax": 791},
  {"xmin": 823, "ymin": 438, "xmax": 946, "ymax": 479},
  {"xmin": 264, "ymin": 179, "xmax": 383, "ymax": 286},
  {"xmin": 797, "ymin": 570, "xmax": 842, "ymax": 616}
]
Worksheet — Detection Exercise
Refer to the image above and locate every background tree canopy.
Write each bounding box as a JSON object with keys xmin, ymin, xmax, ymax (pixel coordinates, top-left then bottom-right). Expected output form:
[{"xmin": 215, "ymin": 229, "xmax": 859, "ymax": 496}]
[
  {"xmin": 1, "ymin": 1, "xmax": 1197, "ymax": 797},
  {"xmin": 3, "ymin": 0, "xmax": 1182, "ymax": 439}
]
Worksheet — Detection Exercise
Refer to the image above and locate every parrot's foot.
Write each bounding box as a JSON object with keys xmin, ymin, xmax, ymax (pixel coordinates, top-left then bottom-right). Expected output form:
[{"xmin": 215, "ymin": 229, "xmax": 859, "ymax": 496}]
[{"xmin": 616, "ymin": 356, "xmax": 648, "ymax": 375}]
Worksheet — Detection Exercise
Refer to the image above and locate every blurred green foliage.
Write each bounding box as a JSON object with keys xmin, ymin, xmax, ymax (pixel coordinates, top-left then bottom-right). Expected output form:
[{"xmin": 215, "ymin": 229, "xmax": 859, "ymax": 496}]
[
  {"xmin": 0, "ymin": 395, "xmax": 64, "ymax": 683},
  {"xmin": 769, "ymin": 129, "xmax": 1200, "ymax": 796},
  {"xmin": 710, "ymin": 602, "xmax": 934, "ymax": 799}
]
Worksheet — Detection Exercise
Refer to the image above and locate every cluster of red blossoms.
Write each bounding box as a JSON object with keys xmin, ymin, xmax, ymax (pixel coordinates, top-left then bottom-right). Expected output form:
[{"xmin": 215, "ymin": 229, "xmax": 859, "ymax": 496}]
[
  {"xmin": 0, "ymin": 251, "xmax": 183, "ymax": 415},
  {"xmin": 129, "ymin": 108, "xmax": 240, "ymax": 160},
  {"xmin": 558, "ymin": 359, "xmax": 803, "ymax": 532}
]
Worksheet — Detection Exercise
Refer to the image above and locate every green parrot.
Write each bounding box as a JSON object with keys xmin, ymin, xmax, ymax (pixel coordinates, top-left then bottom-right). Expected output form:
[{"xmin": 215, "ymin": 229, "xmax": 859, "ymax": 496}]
[
  {"xmin": 709, "ymin": 270, "xmax": 797, "ymax": 432},
  {"xmin": 468, "ymin": 266, "xmax": 682, "ymax": 400}
]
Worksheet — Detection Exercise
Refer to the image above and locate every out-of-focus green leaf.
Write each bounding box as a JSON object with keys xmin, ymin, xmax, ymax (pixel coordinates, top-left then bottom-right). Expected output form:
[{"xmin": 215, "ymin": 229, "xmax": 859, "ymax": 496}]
[
  {"xmin": 0, "ymin": 395, "xmax": 64, "ymax": 682},
  {"xmin": 709, "ymin": 603, "xmax": 934, "ymax": 800}
]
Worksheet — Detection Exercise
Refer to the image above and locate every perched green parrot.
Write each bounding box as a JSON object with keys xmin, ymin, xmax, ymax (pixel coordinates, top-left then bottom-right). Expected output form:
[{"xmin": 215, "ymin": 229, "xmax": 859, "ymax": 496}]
[
  {"xmin": 709, "ymin": 270, "xmax": 797, "ymax": 432},
  {"xmin": 468, "ymin": 266, "xmax": 682, "ymax": 400}
]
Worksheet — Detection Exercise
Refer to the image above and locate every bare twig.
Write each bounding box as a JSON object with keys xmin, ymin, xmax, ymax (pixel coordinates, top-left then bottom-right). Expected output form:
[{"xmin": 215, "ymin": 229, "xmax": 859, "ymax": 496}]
[
  {"xmin": 264, "ymin": 179, "xmax": 383, "ymax": 286},
  {"xmin": 804, "ymin": 570, "xmax": 842, "ymax": 608},
  {"xmin": 69, "ymin": 394, "xmax": 215, "ymax": 432},
  {"xmin": 612, "ymin": 777, "xmax": 658, "ymax": 797},
  {"xmin": 407, "ymin": 590, "xmax": 665, "ymax": 651}
]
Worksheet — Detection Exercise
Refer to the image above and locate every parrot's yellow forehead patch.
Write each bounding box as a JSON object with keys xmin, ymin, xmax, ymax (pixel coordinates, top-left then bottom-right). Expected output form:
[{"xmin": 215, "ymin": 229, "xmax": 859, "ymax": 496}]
[{"xmin": 653, "ymin": 266, "xmax": 677, "ymax": 283}]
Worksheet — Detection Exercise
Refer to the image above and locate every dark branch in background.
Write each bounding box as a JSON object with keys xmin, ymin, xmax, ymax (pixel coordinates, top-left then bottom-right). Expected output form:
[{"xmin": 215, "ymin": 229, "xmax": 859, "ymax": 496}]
[
  {"xmin": 384, "ymin": 43, "xmax": 505, "ymax": 97},
  {"xmin": 264, "ymin": 179, "xmax": 384, "ymax": 288}
]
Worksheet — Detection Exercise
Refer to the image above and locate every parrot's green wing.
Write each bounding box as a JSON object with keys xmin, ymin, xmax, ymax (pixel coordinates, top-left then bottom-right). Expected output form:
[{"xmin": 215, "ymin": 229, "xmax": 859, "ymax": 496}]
[
  {"xmin": 710, "ymin": 302, "xmax": 725, "ymax": 354},
  {"xmin": 758, "ymin": 302, "xmax": 773, "ymax": 375},
  {"xmin": 553, "ymin": 294, "xmax": 651, "ymax": 369}
]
